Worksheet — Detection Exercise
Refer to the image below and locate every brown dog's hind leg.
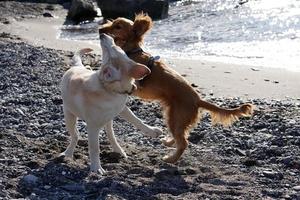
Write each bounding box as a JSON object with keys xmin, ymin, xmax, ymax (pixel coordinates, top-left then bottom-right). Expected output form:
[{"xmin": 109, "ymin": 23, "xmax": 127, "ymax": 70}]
[
  {"xmin": 161, "ymin": 102, "xmax": 200, "ymax": 163},
  {"xmin": 162, "ymin": 105, "xmax": 191, "ymax": 163},
  {"xmin": 162, "ymin": 131, "xmax": 188, "ymax": 163}
]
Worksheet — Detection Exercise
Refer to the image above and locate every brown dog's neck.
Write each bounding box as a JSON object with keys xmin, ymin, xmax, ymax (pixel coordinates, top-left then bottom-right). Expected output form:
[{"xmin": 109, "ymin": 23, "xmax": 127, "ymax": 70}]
[
  {"xmin": 125, "ymin": 46, "xmax": 154, "ymax": 67},
  {"xmin": 125, "ymin": 47, "xmax": 144, "ymax": 57}
]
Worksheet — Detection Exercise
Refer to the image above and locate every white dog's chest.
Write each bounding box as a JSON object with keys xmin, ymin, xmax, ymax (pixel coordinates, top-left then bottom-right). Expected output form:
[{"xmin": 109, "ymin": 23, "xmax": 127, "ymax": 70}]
[
  {"xmin": 61, "ymin": 69, "xmax": 128, "ymax": 127},
  {"xmin": 68, "ymin": 91, "xmax": 127, "ymax": 126},
  {"xmin": 86, "ymin": 94, "xmax": 127, "ymax": 122}
]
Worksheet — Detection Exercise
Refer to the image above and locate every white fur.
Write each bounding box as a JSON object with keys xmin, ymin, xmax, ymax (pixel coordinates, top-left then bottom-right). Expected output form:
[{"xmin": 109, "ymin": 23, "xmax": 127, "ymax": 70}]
[
  {"xmin": 60, "ymin": 34, "xmax": 149, "ymax": 174},
  {"xmin": 119, "ymin": 106, "xmax": 163, "ymax": 138}
]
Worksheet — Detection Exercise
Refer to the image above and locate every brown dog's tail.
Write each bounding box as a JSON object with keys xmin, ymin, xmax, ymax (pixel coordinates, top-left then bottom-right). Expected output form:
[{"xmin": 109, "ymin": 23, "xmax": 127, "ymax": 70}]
[{"xmin": 198, "ymin": 99, "xmax": 254, "ymax": 127}]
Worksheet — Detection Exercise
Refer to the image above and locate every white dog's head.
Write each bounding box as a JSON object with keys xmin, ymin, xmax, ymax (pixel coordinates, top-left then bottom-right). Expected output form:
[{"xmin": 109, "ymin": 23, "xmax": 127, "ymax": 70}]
[{"xmin": 99, "ymin": 33, "xmax": 150, "ymax": 94}]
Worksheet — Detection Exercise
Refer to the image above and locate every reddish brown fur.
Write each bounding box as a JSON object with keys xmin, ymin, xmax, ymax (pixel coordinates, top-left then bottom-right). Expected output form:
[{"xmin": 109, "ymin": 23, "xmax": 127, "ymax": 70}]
[{"xmin": 99, "ymin": 14, "xmax": 254, "ymax": 163}]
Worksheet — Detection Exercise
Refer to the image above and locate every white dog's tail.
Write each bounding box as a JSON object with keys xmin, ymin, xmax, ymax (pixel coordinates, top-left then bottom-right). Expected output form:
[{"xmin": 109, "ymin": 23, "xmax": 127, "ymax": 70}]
[{"xmin": 70, "ymin": 48, "xmax": 93, "ymax": 67}]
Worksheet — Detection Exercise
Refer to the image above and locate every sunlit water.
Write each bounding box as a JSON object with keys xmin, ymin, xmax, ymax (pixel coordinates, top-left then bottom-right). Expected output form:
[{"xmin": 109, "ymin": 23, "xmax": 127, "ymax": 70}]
[{"xmin": 59, "ymin": 0, "xmax": 300, "ymax": 71}]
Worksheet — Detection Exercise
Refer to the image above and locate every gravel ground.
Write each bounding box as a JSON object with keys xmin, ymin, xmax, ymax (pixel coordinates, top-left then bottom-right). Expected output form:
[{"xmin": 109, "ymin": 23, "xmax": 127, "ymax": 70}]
[
  {"xmin": 0, "ymin": 1, "xmax": 65, "ymax": 24},
  {"xmin": 0, "ymin": 35, "xmax": 300, "ymax": 200},
  {"xmin": 0, "ymin": 3, "xmax": 300, "ymax": 199}
]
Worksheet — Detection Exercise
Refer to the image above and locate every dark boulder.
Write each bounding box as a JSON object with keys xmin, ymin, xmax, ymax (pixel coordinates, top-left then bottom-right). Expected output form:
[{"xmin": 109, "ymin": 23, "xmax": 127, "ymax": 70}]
[
  {"xmin": 97, "ymin": 0, "xmax": 169, "ymax": 20},
  {"xmin": 67, "ymin": 0, "xmax": 98, "ymax": 23}
]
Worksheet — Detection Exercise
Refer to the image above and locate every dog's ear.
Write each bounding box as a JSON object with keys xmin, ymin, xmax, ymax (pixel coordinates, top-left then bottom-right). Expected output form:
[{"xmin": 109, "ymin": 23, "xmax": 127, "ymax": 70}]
[
  {"xmin": 100, "ymin": 66, "xmax": 121, "ymax": 82},
  {"xmin": 129, "ymin": 63, "xmax": 151, "ymax": 80},
  {"xmin": 132, "ymin": 13, "xmax": 153, "ymax": 39}
]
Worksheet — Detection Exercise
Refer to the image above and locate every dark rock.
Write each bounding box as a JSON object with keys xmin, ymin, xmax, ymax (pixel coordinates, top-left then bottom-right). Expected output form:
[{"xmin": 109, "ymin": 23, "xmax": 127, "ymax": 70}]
[
  {"xmin": 67, "ymin": 0, "xmax": 98, "ymax": 23},
  {"xmin": 243, "ymin": 158, "xmax": 258, "ymax": 167},
  {"xmin": 97, "ymin": 0, "xmax": 169, "ymax": 20},
  {"xmin": 253, "ymin": 121, "xmax": 267, "ymax": 130},
  {"xmin": 51, "ymin": 96, "xmax": 63, "ymax": 105},
  {"xmin": 23, "ymin": 174, "xmax": 39, "ymax": 186},
  {"xmin": 43, "ymin": 12, "xmax": 53, "ymax": 17},
  {"xmin": 61, "ymin": 183, "xmax": 85, "ymax": 192}
]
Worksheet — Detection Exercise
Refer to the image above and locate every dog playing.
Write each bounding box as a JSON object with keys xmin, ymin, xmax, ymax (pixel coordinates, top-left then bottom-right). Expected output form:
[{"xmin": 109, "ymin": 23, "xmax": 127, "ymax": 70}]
[
  {"xmin": 60, "ymin": 33, "xmax": 150, "ymax": 174},
  {"xmin": 99, "ymin": 14, "xmax": 254, "ymax": 164}
]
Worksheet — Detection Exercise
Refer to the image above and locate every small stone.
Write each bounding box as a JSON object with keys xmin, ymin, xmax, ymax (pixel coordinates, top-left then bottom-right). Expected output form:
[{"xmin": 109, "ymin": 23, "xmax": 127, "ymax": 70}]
[
  {"xmin": 251, "ymin": 68, "xmax": 260, "ymax": 71},
  {"xmin": 293, "ymin": 186, "xmax": 300, "ymax": 191},
  {"xmin": 183, "ymin": 168, "xmax": 197, "ymax": 175},
  {"xmin": 16, "ymin": 108, "xmax": 26, "ymax": 116},
  {"xmin": 23, "ymin": 174, "xmax": 38, "ymax": 186},
  {"xmin": 262, "ymin": 170, "xmax": 283, "ymax": 180},
  {"xmin": 235, "ymin": 148, "xmax": 246, "ymax": 156},
  {"xmin": 44, "ymin": 185, "xmax": 51, "ymax": 189},
  {"xmin": 62, "ymin": 171, "xmax": 66, "ymax": 175}
]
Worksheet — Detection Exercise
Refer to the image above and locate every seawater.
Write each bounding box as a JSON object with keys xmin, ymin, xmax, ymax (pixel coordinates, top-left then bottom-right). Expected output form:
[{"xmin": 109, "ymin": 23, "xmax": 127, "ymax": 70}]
[{"xmin": 59, "ymin": 0, "xmax": 300, "ymax": 72}]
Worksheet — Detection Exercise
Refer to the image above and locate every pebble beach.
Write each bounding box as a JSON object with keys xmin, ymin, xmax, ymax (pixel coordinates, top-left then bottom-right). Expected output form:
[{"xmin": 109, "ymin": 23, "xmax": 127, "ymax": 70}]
[{"xmin": 0, "ymin": 1, "xmax": 300, "ymax": 199}]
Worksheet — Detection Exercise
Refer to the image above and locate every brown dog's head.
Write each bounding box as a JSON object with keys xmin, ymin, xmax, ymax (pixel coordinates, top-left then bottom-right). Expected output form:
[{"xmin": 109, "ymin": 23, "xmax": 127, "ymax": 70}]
[{"xmin": 99, "ymin": 13, "xmax": 153, "ymax": 51}]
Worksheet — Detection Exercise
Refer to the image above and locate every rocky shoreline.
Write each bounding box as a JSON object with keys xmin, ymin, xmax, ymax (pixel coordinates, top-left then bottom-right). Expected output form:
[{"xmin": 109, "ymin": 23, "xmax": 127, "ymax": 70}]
[
  {"xmin": 1, "ymin": 36, "xmax": 300, "ymax": 199},
  {"xmin": 1, "ymin": 1, "xmax": 300, "ymax": 199}
]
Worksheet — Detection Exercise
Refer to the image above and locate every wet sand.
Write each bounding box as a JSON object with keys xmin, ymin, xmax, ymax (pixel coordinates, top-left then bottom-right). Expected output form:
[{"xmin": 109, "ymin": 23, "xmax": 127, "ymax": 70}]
[{"xmin": 1, "ymin": 5, "xmax": 299, "ymax": 100}]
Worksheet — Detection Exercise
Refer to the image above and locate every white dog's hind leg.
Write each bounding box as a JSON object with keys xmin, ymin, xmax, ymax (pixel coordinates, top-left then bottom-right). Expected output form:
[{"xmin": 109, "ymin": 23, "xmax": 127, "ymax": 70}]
[
  {"xmin": 105, "ymin": 121, "xmax": 127, "ymax": 158},
  {"xmin": 87, "ymin": 126, "xmax": 105, "ymax": 174},
  {"xmin": 60, "ymin": 109, "xmax": 78, "ymax": 159},
  {"xmin": 120, "ymin": 106, "xmax": 163, "ymax": 138}
]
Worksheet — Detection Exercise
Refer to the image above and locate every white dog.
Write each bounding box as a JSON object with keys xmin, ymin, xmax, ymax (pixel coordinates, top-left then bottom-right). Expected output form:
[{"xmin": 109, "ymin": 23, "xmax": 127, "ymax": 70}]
[{"xmin": 60, "ymin": 34, "xmax": 150, "ymax": 174}]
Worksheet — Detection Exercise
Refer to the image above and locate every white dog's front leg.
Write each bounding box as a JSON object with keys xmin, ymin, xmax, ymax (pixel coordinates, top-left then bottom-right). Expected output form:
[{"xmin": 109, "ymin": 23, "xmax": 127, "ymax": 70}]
[
  {"xmin": 87, "ymin": 126, "xmax": 105, "ymax": 174},
  {"xmin": 105, "ymin": 121, "xmax": 127, "ymax": 158},
  {"xmin": 120, "ymin": 106, "xmax": 162, "ymax": 137}
]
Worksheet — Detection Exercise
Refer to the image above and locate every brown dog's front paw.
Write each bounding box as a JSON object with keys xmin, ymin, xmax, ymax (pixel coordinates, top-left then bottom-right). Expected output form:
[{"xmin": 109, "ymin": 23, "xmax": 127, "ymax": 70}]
[{"xmin": 162, "ymin": 154, "xmax": 179, "ymax": 164}]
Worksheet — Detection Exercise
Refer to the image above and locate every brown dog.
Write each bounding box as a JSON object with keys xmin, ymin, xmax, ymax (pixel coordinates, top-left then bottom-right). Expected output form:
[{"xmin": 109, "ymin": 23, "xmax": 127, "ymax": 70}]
[{"xmin": 99, "ymin": 14, "xmax": 254, "ymax": 163}]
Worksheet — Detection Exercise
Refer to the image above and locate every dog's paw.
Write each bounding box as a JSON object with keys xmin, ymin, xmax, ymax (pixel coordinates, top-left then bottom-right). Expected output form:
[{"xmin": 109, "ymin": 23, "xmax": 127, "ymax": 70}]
[
  {"xmin": 144, "ymin": 126, "xmax": 163, "ymax": 138},
  {"xmin": 90, "ymin": 165, "xmax": 106, "ymax": 175},
  {"xmin": 162, "ymin": 154, "xmax": 178, "ymax": 164},
  {"xmin": 161, "ymin": 137, "xmax": 175, "ymax": 147},
  {"xmin": 112, "ymin": 146, "xmax": 128, "ymax": 159},
  {"xmin": 59, "ymin": 151, "xmax": 73, "ymax": 159}
]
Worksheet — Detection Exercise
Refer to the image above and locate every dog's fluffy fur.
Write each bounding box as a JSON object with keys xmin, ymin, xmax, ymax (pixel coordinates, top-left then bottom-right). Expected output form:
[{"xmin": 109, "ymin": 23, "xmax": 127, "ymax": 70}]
[
  {"xmin": 99, "ymin": 14, "xmax": 254, "ymax": 163},
  {"xmin": 60, "ymin": 34, "xmax": 150, "ymax": 173}
]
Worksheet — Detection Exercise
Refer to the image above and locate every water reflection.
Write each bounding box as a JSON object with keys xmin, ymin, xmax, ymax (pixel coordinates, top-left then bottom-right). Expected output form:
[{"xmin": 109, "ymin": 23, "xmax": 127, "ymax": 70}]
[{"xmin": 59, "ymin": 0, "xmax": 300, "ymax": 71}]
